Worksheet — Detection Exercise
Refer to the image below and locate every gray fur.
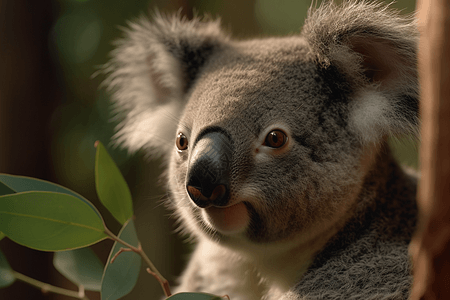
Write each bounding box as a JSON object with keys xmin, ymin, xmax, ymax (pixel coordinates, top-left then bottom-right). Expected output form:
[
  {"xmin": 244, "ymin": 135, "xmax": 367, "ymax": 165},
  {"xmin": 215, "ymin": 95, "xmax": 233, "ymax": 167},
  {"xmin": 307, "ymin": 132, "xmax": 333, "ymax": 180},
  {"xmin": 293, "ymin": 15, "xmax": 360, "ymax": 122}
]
[
  {"xmin": 102, "ymin": 12, "xmax": 228, "ymax": 155},
  {"xmin": 103, "ymin": 1, "xmax": 419, "ymax": 299}
]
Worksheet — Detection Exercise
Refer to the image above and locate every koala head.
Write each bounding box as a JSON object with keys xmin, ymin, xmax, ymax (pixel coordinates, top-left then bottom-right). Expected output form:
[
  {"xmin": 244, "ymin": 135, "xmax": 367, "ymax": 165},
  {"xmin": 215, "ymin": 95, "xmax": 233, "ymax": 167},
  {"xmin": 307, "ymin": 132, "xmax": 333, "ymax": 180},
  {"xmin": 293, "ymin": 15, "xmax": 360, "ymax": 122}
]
[{"xmin": 104, "ymin": 2, "xmax": 418, "ymax": 250}]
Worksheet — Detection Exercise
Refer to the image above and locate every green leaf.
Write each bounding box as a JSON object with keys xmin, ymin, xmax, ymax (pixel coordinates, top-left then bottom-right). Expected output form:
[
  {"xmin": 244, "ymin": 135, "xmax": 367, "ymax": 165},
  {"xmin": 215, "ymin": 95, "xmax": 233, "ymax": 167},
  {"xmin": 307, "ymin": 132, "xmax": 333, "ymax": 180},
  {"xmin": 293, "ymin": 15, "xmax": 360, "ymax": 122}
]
[
  {"xmin": 53, "ymin": 248, "xmax": 104, "ymax": 291},
  {"xmin": 101, "ymin": 219, "xmax": 140, "ymax": 300},
  {"xmin": 0, "ymin": 232, "xmax": 4, "ymax": 241},
  {"xmin": 0, "ymin": 181, "xmax": 15, "ymax": 197},
  {"xmin": 0, "ymin": 191, "xmax": 107, "ymax": 251},
  {"xmin": 95, "ymin": 141, "xmax": 133, "ymax": 225},
  {"xmin": 166, "ymin": 292, "xmax": 225, "ymax": 300},
  {"xmin": 0, "ymin": 248, "xmax": 15, "ymax": 288},
  {"xmin": 0, "ymin": 174, "xmax": 101, "ymax": 218}
]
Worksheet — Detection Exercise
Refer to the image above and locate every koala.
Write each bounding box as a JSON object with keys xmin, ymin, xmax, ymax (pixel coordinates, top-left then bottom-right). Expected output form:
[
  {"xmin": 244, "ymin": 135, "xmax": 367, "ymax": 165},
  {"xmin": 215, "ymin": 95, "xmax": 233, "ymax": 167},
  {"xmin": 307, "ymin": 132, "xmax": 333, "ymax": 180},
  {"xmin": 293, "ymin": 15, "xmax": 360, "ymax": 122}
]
[{"xmin": 103, "ymin": 1, "xmax": 419, "ymax": 299}]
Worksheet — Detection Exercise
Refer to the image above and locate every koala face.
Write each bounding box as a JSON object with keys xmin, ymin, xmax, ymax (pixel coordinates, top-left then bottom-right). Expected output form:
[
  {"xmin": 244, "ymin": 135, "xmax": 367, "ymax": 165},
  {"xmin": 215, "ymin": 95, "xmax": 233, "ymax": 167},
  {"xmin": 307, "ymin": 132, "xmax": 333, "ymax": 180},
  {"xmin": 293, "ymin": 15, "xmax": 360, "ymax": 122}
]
[
  {"xmin": 168, "ymin": 38, "xmax": 367, "ymax": 245},
  {"xmin": 104, "ymin": 2, "xmax": 418, "ymax": 251}
]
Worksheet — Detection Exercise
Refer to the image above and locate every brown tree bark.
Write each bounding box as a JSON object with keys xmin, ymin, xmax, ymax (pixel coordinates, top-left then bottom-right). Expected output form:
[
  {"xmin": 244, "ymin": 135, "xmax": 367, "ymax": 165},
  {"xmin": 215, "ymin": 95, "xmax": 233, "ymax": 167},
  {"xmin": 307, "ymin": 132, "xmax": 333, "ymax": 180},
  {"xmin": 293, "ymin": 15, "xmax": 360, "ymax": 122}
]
[{"xmin": 410, "ymin": 0, "xmax": 450, "ymax": 299}]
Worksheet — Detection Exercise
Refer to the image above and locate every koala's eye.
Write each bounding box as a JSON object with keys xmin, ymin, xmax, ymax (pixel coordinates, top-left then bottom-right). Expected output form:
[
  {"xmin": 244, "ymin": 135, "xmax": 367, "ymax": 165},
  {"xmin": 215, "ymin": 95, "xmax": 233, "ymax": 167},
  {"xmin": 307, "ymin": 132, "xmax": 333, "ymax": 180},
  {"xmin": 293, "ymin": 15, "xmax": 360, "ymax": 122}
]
[
  {"xmin": 176, "ymin": 133, "xmax": 188, "ymax": 151},
  {"xmin": 264, "ymin": 130, "xmax": 287, "ymax": 148}
]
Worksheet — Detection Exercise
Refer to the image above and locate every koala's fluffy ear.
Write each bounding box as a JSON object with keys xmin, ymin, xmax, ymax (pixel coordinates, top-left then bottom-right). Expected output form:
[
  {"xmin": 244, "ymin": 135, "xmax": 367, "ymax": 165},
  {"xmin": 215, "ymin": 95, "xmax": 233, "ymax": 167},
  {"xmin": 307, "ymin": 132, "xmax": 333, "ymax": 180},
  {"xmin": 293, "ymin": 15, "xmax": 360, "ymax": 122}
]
[
  {"xmin": 302, "ymin": 1, "xmax": 419, "ymax": 143},
  {"xmin": 102, "ymin": 13, "xmax": 228, "ymax": 155}
]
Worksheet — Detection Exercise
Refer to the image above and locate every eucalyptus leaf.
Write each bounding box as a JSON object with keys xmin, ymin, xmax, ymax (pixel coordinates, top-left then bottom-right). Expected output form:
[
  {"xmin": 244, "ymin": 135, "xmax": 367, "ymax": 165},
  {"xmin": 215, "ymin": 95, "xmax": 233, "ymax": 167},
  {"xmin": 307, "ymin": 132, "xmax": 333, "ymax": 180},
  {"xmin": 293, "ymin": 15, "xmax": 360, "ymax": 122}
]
[
  {"xmin": 95, "ymin": 141, "xmax": 133, "ymax": 225},
  {"xmin": 0, "ymin": 248, "xmax": 15, "ymax": 288},
  {"xmin": 0, "ymin": 191, "xmax": 107, "ymax": 251},
  {"xmin": 101, "ymin": 219, "xmax": 140, "ymax": 300},
  {"xmin": 0, "ymin": 180, "xmax": 15, "ymax": 197},
  {"xmin": 166, "ymin": 292, "xmax": 225, "ymax": 300},
  {"xmin": 53, "ymin": 248, "xmax": 104, "ymax": 291},
  {"xmin": 0, "ymin": 174, "xmax": 101, "ymax": 218}
]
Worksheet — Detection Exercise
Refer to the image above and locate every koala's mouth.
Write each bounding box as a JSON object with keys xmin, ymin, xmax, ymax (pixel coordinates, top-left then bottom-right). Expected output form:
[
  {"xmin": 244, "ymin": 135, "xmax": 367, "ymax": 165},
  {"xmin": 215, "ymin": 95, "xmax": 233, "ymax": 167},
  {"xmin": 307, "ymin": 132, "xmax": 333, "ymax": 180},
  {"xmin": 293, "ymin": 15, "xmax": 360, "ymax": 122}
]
[{"xmin": 202, "ymin": 202, "xmax": 249, "ymax": 234}]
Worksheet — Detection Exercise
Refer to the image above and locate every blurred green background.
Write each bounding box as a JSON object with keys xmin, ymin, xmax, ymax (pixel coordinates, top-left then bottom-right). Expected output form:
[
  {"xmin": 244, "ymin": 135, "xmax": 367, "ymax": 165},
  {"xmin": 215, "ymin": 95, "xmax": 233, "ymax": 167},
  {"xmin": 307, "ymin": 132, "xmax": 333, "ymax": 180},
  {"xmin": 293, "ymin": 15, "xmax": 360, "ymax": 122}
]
[{"xmin": 0, "ymin": 0, "xmax": 418, "ymax": 299}]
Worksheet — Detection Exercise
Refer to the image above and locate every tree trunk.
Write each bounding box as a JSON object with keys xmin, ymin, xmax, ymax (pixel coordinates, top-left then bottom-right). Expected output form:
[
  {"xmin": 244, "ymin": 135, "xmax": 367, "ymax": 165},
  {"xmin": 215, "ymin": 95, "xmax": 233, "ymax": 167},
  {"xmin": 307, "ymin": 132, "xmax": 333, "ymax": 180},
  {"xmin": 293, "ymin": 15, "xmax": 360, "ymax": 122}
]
[{"xmin": 410, "ymin": 0, "xmax": 450, "ymax": 299}]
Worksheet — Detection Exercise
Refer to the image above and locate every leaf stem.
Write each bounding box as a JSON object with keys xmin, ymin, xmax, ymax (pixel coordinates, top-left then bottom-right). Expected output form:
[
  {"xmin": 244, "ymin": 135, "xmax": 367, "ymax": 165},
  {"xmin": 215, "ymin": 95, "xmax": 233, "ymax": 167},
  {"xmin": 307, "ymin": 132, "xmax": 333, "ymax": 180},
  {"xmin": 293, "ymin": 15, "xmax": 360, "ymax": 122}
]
[
  {"xmin": 104, "ymin": 227, "xmax": 172, "ymax": 297},
  {"xmin": 146, "ymin": 268, "xmax": 172, "ymax": 298},
  {"xmin": 110, "ymin": 247, "xmax": 133, "ymax": 263},
  {"xmin": 12, "ymin": 270, "xmax": 90, "ymax": 300}
]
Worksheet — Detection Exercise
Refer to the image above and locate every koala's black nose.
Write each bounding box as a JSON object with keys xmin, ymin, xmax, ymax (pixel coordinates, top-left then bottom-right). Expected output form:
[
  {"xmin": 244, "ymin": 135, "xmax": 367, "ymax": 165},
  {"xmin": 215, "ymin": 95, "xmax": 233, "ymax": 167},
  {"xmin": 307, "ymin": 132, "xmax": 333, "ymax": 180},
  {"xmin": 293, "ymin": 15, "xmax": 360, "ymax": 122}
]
[{"xmin": 186, "ymin": 131, "xmax": 232, "ymax": 208}]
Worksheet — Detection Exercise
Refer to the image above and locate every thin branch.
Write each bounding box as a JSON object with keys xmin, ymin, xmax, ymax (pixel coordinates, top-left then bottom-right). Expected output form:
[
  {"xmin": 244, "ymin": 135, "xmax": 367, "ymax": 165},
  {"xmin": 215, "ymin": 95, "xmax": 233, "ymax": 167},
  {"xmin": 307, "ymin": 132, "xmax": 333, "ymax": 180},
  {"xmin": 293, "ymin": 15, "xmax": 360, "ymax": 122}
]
[
  {"xmin": 146, "ymin": 268, "xmax": 171, "ymax": 297},
  {"xmin": 104, "ymin": 227, "xmax": 138, "ymax": 251},
  {"xmin": 104, "ymin": 227, "xmax": 172, "ymax": 297},
  {"xmin": 110, "ymin": 247, "xmax": 133, "ymax": 264},
  {"xmin": 12, "ymin": 271, "xmax": 90, "ymax": 300}
]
